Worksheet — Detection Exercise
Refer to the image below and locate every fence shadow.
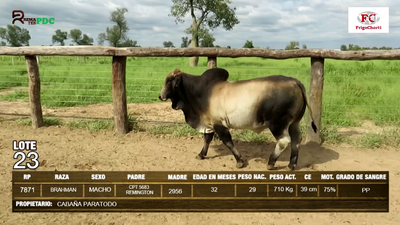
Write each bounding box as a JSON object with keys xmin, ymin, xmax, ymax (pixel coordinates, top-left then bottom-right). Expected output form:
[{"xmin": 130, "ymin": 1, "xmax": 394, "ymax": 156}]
[{"xmin": 207, "ymin": 141, "xmax": 340, "ymax": 170}]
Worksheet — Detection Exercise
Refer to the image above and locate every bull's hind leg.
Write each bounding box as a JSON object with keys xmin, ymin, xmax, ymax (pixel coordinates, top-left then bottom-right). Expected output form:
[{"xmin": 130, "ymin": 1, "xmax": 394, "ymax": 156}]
[
  {"xmin": 288, "ymin": 121, "xmax": 302, "ymax": 170},
  {"xmin": 267, "ymin": 125, "xmax": 291, "ymax": 170},
  {"xmin": 213, "ymin": 125, "xmax": 245, "ymax": 168},
  {"xmin": 196, "ymin": 132, "xmax": 215, "ymax": 160}
]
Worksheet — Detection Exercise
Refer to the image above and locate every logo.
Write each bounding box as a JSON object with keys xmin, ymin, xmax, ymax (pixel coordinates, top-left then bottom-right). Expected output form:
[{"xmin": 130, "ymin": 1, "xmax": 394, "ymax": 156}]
[
  {"xmin": 12, "ymin": 10, "xmax": 55, "ymax": 25},
  {"xmin": 12, "ymin": 10, "xmax": 24, "ymax": 24},
  {"xmin": 348, "ymin": 7, "xmax": 389, "ymax": 33},
  {"xmin": 357, "ymin": 11, "xmax": 380, "ymax": 25}
]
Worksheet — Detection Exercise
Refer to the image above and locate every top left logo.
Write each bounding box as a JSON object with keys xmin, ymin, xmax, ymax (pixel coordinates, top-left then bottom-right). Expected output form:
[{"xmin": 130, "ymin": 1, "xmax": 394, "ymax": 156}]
[{"xmin": 12, "ymin": 10, "xmax": 55, "ymax": 25}]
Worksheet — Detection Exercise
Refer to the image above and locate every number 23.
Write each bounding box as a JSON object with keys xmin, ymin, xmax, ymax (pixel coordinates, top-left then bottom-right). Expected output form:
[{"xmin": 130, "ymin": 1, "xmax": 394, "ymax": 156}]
[{"xmin": 13, "ymin": 151, "xmax": 39, "ymax": 170}]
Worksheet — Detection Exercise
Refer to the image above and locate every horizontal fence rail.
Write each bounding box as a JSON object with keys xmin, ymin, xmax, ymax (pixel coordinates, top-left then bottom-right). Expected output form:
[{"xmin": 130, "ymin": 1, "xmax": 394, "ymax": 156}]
[
  {"xmin": 2, "ymin": 46, "xmax": 400, "ymax": 145},
  {"xmin": 1, "ymin": 46, "xmax": 400, "ymax": 60}
]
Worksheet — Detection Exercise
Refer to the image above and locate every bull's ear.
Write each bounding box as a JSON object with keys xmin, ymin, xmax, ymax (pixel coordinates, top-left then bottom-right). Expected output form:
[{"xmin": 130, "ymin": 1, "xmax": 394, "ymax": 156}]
[
  {"xmin": 173, "ymin": 68, "xmax": 181, "ymax": 74},
  {"xmin": 172, "ymin": 75, "xmax": 182, "ymax": 90}
]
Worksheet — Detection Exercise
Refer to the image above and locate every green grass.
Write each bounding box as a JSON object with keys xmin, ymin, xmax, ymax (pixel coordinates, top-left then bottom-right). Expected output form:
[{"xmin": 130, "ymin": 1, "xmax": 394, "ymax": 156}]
[
  {"xmin": 354, "ymin": 128, "xmax": 400, "ymax": 148},
  {"xmin": 143, "ymin": 122, "xmax": 400, "ymax": 148},
  {"xmin": 14, "ymin": 114, "xmax": 139, "ymax": 133},
  {"xmin": 1, "ymin": 55, "xmax": 400, "ymax": 147},
  {"xmin": 64, "ymin": 119, "xmax": 114, "ymax": 132},
  {"xmin": 12, "ymin": 116, "xmax": 400, "ymax": 148},
  {"xmin": 147, "ymin": 124, "xmax": 198, "ymax": 136},
  {"xmin": 16, "ymin": 117, "xmax": 62, "ymax": 126},
  {"xmin": 16, "ymin": 117, "xmax": 115, "ymax": 132}
]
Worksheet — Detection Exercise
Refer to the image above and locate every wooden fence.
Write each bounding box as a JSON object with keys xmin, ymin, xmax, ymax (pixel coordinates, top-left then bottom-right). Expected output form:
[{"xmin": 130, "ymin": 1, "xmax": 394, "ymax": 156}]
[{"xmin": 2, "ymin": 46, "xmax": 400, "ymax": 145}]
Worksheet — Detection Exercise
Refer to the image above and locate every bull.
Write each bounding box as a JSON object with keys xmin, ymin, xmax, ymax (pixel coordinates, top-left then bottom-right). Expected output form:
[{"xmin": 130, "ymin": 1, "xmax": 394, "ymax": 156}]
[{"xmin": 158, "ymin": 67, "xmax": 318, "ymax": 170}]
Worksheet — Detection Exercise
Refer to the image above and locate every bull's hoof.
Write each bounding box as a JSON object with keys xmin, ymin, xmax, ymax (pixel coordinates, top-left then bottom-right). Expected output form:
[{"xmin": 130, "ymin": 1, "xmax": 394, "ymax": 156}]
[
  {"xmin": 267, "ymin": 164, "xmax": 277, "ymax": 170},
  {"xmin": 288, "ymin": 164, "xmax": 297, "ymax": 171},
  {"xmin": 236, "ymin": 162, "xmax": 244, "ymax": 168},
  {"xmin": 195, "ymin": 154, "xmax": 205, "ymax": 160}
]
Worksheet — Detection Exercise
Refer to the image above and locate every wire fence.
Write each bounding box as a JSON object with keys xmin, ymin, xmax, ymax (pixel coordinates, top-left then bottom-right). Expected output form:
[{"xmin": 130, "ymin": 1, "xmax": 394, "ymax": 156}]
[{"xmin": 0, "ymin": 55, "xmax": 400, "ymax": 129}]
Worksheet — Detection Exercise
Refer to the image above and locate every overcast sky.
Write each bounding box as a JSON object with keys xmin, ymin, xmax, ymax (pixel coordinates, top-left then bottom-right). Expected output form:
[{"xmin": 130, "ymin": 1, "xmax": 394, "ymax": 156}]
[{"xmin": 0, "ymin": 0, "xmax": 399, "ymax": 49}]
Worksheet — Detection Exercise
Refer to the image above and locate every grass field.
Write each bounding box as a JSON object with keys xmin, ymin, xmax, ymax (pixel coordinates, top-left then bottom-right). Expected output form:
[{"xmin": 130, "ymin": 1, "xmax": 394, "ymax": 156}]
[{"xmin": 1, "ymin": 55, "xmax": 399, "ymax": 147}]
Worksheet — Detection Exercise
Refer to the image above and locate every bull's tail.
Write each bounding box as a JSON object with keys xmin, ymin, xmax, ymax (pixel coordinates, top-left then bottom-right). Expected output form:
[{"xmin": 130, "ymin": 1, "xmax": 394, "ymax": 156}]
[{"xmin": 296, "ymin": 81, "xmax": 318, "ymax": 133}]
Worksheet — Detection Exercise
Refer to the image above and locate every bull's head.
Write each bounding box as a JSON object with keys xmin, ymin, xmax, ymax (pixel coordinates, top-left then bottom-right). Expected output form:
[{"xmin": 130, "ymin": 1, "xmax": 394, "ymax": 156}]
[{"xmin": 159, "ymin": 68, "xmax": 184, "ymax": 110}]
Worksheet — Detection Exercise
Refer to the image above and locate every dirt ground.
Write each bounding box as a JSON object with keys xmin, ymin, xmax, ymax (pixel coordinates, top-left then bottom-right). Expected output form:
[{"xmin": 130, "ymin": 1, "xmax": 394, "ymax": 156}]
[
  {"xmin": 0, "ymin": 87, "xmax": 185, "ymax": 123},
  {"xmin": 1, "ymin": 100, "xmax": 400, "ymax": 225}
]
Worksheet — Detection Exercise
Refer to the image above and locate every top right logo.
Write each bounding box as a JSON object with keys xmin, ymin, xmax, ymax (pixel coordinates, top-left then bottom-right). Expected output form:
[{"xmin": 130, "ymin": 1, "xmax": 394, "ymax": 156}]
[
  {"xmin": 358, "ymin": 11, "xmax": 380, "ymax": 25},
  {"xmin": 348, "ymin": 7, "xmax": 389, "ymax": 33}
]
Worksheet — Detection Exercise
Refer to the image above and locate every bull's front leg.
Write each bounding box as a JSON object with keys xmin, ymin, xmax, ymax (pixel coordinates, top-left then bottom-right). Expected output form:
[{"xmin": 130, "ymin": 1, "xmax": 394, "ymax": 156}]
[
  {"xmin": 196, "ymin": 132, "xmax": 215, "ymax": 160},
  {"xmin": 213, "ymin": 125, "xmax": 245, "ymax": 168}
]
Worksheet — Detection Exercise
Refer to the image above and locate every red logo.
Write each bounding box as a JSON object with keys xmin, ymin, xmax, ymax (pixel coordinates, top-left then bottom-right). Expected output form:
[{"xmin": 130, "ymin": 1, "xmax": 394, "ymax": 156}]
[{"xmin": 357, "ymin": 11, "xmax": 380, "ymax": 25}]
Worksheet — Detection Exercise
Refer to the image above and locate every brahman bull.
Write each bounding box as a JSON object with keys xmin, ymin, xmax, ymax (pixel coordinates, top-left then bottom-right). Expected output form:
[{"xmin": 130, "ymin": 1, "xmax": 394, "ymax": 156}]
[{"xmin": 158, "ymin": 67, "xmax": 317, "ymax": 170}]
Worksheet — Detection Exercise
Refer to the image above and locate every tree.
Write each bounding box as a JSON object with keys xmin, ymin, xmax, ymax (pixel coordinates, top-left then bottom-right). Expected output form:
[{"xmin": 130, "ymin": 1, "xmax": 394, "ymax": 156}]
[
  {"xmin": 0, "ymin": 41, "xmax": 6, "ymax": 46},
  {"xmin": 52, "ymin": 29, "xmax": 68, "ymax": 46},
  {"xmin": 118, "ymin": 39, "xmax": 139, "ymax": 47},
  {"xmin": 163, "ymin": 41, "xmax": 175, "ymax": 47},
  {"xmin": 285, "ymin": 41, "xmax": 299, "ymax": 50},
  {"xmin": 169, "ymin": 0, "xmax": 240, "ymax": 67},
  {"xmin": 69, "ymin": 29, "xmax": 93, "ymax": 45},
  {"xmin": 98, "ymin": 8, "xmax": 139, "ymax": 47},
  {"xmin": 345, "ymin": 44, "xmax": 381, "ymax": 51},
  {"xmin": 97, "ymin": 33, "xmax": 106, "ymax": 45},
  {"xmin": 184, "ymin": 28, "xmax": 216, "ymax": 47},
  {"xmin": 302, "ymin": 44, "xmax": 307, "ymax": 49},
  {"xmin": 379, "ymin": 46, "xmax": 392, "ymax": 50},
  {"xmin": 243, "ymin": 40, "xmax": 254, "ymax": 48},
  {"xmin": 352, "ymin": 45, "xmax": 361, "ymax": 51},
  {"xmin": 181, "ymin": 36, "xmax": 189, "ymax": 47},
  {"xmin": 198, "ymin": 28, "xmax": 215, "ymax": 47},
  {"xmin": 0, "ymin": 25, "xmax": 31, "ymax": 47}
]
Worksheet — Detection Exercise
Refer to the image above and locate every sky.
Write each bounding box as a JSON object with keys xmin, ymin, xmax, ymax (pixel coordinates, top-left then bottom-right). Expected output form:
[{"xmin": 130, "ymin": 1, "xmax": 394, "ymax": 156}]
[{"xmin": 0, "ymin": 0, "xmax": 399, "ymax": 49}]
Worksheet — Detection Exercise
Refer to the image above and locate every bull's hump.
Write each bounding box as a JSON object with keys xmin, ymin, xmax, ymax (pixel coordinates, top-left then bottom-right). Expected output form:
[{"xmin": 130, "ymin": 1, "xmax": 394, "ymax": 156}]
[{"xmin": 199, "ymin": 69, "xmax": 229, "ymax": 86}]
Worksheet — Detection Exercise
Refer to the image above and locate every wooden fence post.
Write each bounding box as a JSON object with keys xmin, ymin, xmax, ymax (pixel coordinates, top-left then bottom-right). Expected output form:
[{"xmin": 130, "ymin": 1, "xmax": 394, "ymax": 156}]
[
  {"xmin": 25, "ymin": 55, "xmax": 43, "ymax": 128},
  {"xmin": 306, "ymin": 57, "xmax": 324, "ymax": 144},
  {"xmin": 207, "ymin": 57, "xmax": 217, "ymax": 68},
  {"xmin": 112, "ymin": 56, "xmax": 129, "ymax": 134}
]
